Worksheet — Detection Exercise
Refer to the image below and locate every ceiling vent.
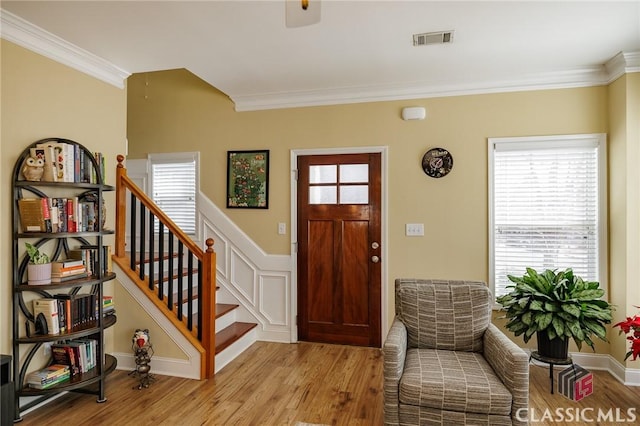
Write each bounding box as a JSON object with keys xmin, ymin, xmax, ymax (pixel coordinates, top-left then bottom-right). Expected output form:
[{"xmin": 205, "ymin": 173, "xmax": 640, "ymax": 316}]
[{"xmin": 413, "ymin": 30, "xmax": 454, "ymax": 46}]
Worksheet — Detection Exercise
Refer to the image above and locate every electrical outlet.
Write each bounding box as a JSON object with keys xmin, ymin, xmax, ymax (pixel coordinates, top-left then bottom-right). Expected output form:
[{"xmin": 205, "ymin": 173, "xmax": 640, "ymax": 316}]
[
  {"xmin": 278, "ymin": 222, "xmax": 286, "ymax": 235},
  {"xmin": 406, "ymin": 223, "xmax": 424, "ymax": 236}
]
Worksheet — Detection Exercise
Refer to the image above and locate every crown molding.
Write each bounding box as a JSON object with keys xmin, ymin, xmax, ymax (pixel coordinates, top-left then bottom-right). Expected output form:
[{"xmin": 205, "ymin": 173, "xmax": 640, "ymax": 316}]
[
  {"xmin": 231, "ymin": 66, "xmax": 614, "ymax": 111},
  {"xmin": 605, "ymin": 51, "xmax": 640, "ymax": 83},
  {"xmin": 0, "ymin": 9, "xmax": 130, "ymax": 89},
  {"xmin": 232, "ymin": 51, "xmax": 640, "ymax": 112}
]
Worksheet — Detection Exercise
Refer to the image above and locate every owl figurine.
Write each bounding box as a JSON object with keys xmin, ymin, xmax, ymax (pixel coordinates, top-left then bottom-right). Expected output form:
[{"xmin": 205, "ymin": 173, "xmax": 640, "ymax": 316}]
[{"xmin": 22, "ymin": 156, "xmax": 45, "ymax": 181}]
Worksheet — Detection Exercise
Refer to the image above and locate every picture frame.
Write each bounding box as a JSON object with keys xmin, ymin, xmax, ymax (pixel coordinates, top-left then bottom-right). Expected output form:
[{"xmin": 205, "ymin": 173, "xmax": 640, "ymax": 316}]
[{"xmin": 226, "ymin": 150, "xmax": 269, "ymax": 209}]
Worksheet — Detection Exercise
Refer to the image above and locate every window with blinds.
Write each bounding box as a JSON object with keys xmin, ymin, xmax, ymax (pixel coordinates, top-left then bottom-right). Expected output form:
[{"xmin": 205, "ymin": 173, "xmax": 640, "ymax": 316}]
[
  {"xmin": 150, "ymin": 153, "xmax": 198, "ymax": 235},
  {"xmin": 488, "ymin": 134, "xmax": 607, "ymax": 300}
]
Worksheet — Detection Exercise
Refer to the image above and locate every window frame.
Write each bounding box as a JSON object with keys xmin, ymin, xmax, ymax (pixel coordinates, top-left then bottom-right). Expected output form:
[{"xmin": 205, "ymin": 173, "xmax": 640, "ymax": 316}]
[
  {"xmin": 487, "ymin": 133, "xmax": 608, "ymax": 305},
  {"xmin": 148, "ymin": 152, "xmax": 200, "ymax": 236}
]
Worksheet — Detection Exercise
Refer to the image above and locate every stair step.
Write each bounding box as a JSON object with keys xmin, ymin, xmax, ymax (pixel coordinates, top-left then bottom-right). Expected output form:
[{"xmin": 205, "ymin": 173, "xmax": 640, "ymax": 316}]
[
  {"xmin": 215, "ymin": 303, "xmax": 239, "ymax": 319},
  {"xmin": 215, "ymin": 322, "xmax": 257, "ymax": 354}
]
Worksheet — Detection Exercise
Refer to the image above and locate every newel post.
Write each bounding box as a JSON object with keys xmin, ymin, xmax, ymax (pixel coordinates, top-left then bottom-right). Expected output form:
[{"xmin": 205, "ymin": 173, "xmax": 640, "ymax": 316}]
[
  {"xmin": 201, "ymin": 238, "xmax": 216, "ymax": 378},
  {"xmin": 115, "ymin": 155, "xmax": 127, "ymax": 258}
]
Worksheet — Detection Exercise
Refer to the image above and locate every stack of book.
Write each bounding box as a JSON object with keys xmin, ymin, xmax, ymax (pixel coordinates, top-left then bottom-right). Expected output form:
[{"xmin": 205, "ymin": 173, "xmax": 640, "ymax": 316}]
[
  {"xmin": 51, "ymin": 259, "xmax": 87, "ymax": 283},
  {"xmin": 26, "ymin": 364, "xmax": 70, "ymax": 389},
  {"xmin": 103, "ymin": 296, "xmax": 115, "ymax": 316}
]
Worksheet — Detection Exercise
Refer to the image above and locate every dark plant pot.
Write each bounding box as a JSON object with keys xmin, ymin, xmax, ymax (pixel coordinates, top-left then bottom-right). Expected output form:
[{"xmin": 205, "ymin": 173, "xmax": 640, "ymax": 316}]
[{"xmin": 537, "ymin": 331, "xmax": 569, "ymax": 360}]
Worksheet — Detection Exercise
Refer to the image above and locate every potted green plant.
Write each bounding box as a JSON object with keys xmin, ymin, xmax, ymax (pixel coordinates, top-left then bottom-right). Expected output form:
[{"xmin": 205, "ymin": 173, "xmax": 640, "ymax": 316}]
[
  {"xmin": 496, "ymin": 267, "xmax": 613, "ymax": 359},
  {"xmin": 25, "ymin": 242, "xmax": 51, "ymax": 285}
]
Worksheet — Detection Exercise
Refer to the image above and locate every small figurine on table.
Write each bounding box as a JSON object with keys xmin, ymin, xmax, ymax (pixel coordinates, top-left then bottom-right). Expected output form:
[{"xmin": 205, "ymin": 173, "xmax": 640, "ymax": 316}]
[{"xmin": 129, "ymin": 328, "xmax": 156, "ymax": 389}]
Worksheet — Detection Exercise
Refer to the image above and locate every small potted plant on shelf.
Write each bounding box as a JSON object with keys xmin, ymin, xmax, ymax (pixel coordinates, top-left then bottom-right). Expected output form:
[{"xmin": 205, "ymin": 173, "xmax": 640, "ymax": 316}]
[
  {"xmin": 496, "ymin": 267, "xmax": 613, "ymax": 360},
  {"xmin": 25, "ymin": 242, "xmax": 51, "ymax": 285},
  {"xmin": 614, "ymin": 307, "xmax": 640, "ymax": 361}
]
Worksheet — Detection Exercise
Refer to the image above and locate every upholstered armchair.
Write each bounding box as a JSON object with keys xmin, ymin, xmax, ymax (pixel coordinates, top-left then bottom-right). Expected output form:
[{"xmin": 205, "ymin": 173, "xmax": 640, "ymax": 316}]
[{"xmin": 383, "ymin": 279, "xmax": 529, "ymax": 426}]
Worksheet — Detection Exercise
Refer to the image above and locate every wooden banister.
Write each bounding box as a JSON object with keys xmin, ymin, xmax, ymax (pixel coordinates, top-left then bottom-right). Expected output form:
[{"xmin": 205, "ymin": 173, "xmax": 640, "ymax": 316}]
[{"xmin": 114, "ymin": 155, "xmax": 216, "ymax": 379}]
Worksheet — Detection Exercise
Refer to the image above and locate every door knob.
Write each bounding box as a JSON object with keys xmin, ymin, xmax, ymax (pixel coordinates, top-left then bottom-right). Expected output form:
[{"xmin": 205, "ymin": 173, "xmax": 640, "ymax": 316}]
[
  {"xmin": 371, "ymin": 255, "xmax": 380, "ymax": 263},
  {"xmin": 371, "ymin": 242, "xmax": 379, "ymax": 249}
]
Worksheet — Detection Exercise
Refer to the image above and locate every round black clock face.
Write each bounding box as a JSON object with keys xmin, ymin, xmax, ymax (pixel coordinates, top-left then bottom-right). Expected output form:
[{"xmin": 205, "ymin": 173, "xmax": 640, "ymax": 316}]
[{"xmin": 422, "ymin": 148, "xmax": 453, "ymax": 178}]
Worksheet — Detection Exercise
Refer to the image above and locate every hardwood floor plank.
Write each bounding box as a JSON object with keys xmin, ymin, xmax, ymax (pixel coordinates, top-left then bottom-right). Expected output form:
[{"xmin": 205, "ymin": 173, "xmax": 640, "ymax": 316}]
[{"xmin": 16, "ymin": 342, "xmax": 640, "ymax": 425}]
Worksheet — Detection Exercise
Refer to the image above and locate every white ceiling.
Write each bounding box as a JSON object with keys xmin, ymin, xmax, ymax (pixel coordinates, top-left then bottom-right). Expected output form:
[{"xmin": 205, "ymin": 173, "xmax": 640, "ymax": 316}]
[{"xmin": 2, "ymin": 1, "xmax": 639, "ymax": 111}]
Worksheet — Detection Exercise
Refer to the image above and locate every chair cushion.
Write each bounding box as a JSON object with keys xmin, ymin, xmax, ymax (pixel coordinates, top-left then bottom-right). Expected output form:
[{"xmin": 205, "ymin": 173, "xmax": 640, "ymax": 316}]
[
  {"xmin": 399, "ymin": 348, "xmax": 513, "ymax": 416},
  {"xmin": 395, "ymin": 279, "xmax": 491, "ymax": 351}
]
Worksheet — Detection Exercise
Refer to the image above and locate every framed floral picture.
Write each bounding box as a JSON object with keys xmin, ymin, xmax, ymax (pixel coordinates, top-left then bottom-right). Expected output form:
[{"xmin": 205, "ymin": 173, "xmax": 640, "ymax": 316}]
[{"xmin": 226, "ymin": 150, "xmax": 269, "ymax": 209}]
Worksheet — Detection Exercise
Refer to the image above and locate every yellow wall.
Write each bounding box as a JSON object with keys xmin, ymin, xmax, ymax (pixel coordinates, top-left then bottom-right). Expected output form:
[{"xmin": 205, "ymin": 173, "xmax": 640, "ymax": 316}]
[
  {"xmin": 0, "ymin": 41, "xmax": 126, "ymax": 357},
  {"xmin": 608, "ymin": 72, "xmax": 640, "ymax": 365},
  {"xmin": 128, "ymin": 69, "xmax": 620, "ymax": 356}
]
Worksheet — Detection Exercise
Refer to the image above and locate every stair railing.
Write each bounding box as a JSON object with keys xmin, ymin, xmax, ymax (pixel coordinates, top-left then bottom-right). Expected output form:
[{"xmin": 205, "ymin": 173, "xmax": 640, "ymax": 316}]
[{"xmin": 113, "ymin": 155, "xmax": 216, "ymax": 379}]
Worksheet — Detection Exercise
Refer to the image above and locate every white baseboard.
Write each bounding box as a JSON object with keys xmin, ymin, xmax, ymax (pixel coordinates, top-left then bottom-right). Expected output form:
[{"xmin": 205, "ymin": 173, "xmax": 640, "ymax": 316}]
[{"xmin": 113, "ymin": 352, "xmax": 200, "ymax": 380}]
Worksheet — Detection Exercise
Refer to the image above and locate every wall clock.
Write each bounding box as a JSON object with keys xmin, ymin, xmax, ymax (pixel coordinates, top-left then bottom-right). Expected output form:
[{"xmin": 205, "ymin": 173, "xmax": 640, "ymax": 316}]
[{"xmin": 422, "ymin": 147, "xmax": 453, "ymax": 178}]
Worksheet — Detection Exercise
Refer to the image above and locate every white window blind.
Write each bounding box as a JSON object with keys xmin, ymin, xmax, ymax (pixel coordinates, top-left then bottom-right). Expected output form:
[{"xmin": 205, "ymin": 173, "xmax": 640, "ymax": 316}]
[
  {"xmin": 150, "ymin": 154, "xmax": 198, "ymax": 235},
  {"xmin": 488, "ymin": 134, "xmax": 606, "ymax": 299}
]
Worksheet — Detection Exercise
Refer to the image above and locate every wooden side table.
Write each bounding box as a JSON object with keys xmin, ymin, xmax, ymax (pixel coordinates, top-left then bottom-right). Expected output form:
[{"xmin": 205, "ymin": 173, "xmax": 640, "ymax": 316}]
[{"xmin": 530, "ymin": 351, "xmax": 573, "ymax": 394}]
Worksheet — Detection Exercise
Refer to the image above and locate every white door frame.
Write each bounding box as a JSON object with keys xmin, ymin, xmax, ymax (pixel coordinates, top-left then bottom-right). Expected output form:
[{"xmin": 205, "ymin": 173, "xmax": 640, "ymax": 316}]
[{"xmin": 290, "ymin": 146, "xmax": 389, "ymax": 345}]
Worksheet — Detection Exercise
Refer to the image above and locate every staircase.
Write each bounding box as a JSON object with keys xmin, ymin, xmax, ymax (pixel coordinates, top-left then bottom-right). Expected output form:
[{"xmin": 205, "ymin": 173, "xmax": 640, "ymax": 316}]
[
  {"xmin": 128, "ymin": 246, "xmax": 258, "ymax": 375},
  {"xmin": 113, "ymin": 154, "xmax": 258, "ymax": 379}
]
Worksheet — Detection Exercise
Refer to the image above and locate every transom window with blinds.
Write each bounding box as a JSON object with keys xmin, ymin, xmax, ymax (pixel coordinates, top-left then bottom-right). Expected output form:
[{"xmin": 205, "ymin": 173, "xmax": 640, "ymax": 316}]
[
  {"xmin": 149, "ymin": 152, "xmax": 199, "ymax": 235},
  {"xmin": 488, "ymin": 134, "xmax": 607, "ymax": 301}
]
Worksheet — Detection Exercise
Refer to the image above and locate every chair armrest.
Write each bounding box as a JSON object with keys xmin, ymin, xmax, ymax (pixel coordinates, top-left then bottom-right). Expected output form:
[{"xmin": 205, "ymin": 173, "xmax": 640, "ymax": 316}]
[
  {"xmin": 383, "ymin": 317, "xmax": 407, "ymax": 426},
  {"xmin": 483, "ymin": 323, "xmax": 529, "ymax": 426}
]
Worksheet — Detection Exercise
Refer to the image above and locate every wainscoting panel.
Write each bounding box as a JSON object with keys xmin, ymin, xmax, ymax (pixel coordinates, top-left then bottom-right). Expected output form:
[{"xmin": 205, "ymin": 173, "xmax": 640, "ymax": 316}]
[
  {"xmin": 230, "ymin": 248, "xmax": 258, "ymax": 304},
  {"xmin": 260, "ymin": 273, "xmax": 290, "ymax": 327}
]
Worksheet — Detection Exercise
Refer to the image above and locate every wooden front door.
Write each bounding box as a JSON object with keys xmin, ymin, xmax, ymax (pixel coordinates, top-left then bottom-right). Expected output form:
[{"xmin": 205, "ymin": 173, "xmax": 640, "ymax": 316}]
[{"xmin": 297, "ymin": 153, "xmax": 381, "ymax": 347}]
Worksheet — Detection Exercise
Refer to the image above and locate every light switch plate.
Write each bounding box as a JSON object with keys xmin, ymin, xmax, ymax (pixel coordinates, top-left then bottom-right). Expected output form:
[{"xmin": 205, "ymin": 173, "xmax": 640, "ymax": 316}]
[{"xmin": 406, "ymin": 223, "xmax": 424, "ymax": 236}]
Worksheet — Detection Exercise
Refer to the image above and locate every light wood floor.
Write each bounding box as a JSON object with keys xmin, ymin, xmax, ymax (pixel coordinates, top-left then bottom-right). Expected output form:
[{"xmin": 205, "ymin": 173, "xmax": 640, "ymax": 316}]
[{"xmin": 16, "ymin": 341, "xmax": 640, "ymax": 425}]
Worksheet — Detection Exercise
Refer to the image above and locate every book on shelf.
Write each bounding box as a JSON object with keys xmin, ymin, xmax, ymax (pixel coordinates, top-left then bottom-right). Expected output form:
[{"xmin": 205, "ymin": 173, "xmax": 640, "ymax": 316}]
[
  {"xmin": 103, "ymin": 295, "xmax": 115, "ymax": 316},
  {"xmin": 32, "ymin": 299, "xmax": 60, "ymax": 335},
  {"xmin": 26, "ymin": 364, "xmax": 70, "ymax": 383},
  {"xmin": 18, "ymin": 196, "xmax": 104, "ymax": 234},
  {"xmin": 26, "ymin": 364, "xmax": 70, "ymax": 389},
  {"xmin": 67, "ymin": 248, "xmax": 94, "ymax": 276},
  {"xmin": 52, "ymin": 259, "xmax": 85, "ymax": 270},
  {"xmin": 74, "ymin": 339, "xmax": 97, "ymax": 370},
  {"xmin": 18, "ymin": 198, "xmax": 52, "ymax": 232},
  {"xmin": 51, "ymin": 266, "xmax": 86, "ymax": 276},
  {"xmin": 50, "ymin": 272, "xmax": 89, "ymax": 283},
  {"xmin": 53, "ymin": 293, "xmax": 97, "ymax": 330},
  {"xmin": 77, "ymin": 245, "xmax": 112, "ymax": 275},
  {"xmin": 28, "ymin": 374, "xmax": 71, "ymax": 389},
  {"xmin": 63, "ymin": 341, "xmax": 88, "ymax": 373},
  {"xmin": 55, "ymin": 298, "xmax": 66, "ymax": 333},
  {"xmin": 54, "ymin": 339, "xmax": 98, "ymax": 374},
  {"xmin": 50, "ymin": 345, "xmax": 79, "ymax": 376}
]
